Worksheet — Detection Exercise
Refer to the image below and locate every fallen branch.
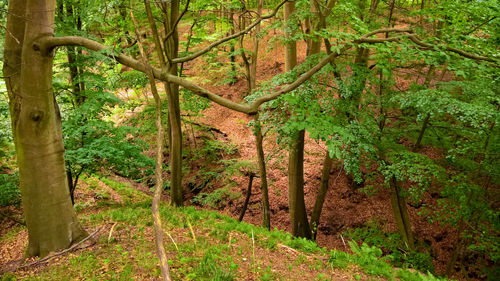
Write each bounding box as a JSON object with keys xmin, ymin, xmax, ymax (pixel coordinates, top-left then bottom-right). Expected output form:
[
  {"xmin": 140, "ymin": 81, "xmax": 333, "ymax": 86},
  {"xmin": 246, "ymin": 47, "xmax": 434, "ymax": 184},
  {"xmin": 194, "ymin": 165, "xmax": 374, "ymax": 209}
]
[{"xmin": 18, "ymin": 227, "xmax": 101, "ymax": 270}]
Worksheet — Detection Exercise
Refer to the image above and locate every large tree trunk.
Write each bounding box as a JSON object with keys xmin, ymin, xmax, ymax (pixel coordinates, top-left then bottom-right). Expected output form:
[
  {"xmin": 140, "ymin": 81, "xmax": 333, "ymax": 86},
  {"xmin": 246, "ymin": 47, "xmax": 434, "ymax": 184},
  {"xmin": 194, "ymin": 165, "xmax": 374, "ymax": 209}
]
[{"xmin": 3, "ymin": 0, "xmax": 87, "ymax": 257}]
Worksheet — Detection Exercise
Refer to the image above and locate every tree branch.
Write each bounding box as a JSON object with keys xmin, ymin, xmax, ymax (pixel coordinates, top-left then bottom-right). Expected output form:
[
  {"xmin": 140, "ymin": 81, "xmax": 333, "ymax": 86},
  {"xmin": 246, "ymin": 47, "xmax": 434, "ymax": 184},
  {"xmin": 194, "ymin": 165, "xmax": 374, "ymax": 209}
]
[
  {"xmin": 39, "ymin": 26, "xmax": 498, "ymax": 117},
  {"xmin": 164, "ymin": 0, "xmax": 191, "ymax": 42},
  {"xmin": 407, "ymin": 34, "xmax": 497, "ymax": 63},
  {"xmin": 171, "ymin": 0, "xmax": 288, "ymax": 63}
]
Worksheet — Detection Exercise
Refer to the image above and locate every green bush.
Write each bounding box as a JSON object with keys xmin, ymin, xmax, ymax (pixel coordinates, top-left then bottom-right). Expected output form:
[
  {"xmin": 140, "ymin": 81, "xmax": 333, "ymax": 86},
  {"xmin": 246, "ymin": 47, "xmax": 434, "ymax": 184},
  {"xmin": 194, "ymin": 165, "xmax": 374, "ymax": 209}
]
[
  {"xmin": 344, "ymin": 221, "xmax": 435, "ymax": 273},
  {"xmin": 191, "ymin": 187, "xmax": 240, "ymax": 208},
  {"xmin": 0, "ymin": 173, "xmax": 20, "ymax": 207}
]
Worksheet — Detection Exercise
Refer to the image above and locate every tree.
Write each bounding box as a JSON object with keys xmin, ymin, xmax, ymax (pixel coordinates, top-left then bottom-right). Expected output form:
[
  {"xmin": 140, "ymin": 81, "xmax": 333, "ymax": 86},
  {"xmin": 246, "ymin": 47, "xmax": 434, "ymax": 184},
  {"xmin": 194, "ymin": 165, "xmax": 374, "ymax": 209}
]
[{"xmin": 3, "ymin": 0, "xmax": 87, "ymax": 257}]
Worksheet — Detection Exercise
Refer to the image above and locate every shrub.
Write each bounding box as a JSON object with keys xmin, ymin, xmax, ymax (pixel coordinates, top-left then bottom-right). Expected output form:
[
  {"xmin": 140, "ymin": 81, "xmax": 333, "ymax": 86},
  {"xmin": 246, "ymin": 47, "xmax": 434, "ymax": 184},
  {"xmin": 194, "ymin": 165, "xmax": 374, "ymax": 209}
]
[{"xmin": 0, "ymin": 173, "xmax": 20, "ymax": 207}]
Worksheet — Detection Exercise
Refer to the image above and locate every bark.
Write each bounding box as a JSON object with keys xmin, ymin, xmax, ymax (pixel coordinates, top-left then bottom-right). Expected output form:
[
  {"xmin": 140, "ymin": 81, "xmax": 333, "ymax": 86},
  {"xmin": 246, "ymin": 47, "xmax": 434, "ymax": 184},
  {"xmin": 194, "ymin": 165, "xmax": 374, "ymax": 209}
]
[
  {"xmin": 310, "ymin": 153, "xmax": 334, "ymax": 239},
  {"xmin": 284, "ymin": 0, "xmax": 311, "ymax": 239},
  {"xmin": 389, "ymin": 177, "xmax": 415, "ymax": 250},
  {"xmin": 165, "ymin": 0, "xmax": 184, "ymax": 206},
  {"xmin": 249, "ymin": 0, "xmax": 263, "ymax": 91},
  {"xmin": 64, "ymin": 4, "xmax": 84, "ymax": 105},
  {"xmin": 288, "ymin": 130, "xmax": 311, "ymax": 239},
  {"xmin": 306, "ymin": 0, "xmax": 322, "ymax": 56},
  {"xmin": 144, "ymin": 0, "xmax": 183, "ymax": 206},
  {"xmin": 253, "ymin": 114, "xmax": 271, "ymax": 229},
  {"xmin": 130, "ymin": 11, "xmax": 172, "ymax": 281},
  {"xmin": 238, "ymin": 173, "xmax": 255, "ymax": 222},
  {"xmin": 3, "ymin": 0, "xmax": 87, "ymax": 257},
  {"xmin": 414, "ymin": 113, "xmax": 431, "ymax": 151}
]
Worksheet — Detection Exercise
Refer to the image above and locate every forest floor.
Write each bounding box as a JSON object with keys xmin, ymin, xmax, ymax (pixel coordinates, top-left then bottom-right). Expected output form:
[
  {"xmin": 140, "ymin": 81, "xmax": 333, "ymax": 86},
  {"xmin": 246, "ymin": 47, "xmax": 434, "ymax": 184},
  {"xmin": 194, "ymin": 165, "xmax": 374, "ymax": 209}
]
[{"xmin": 0, "ymin": 176, "xmax": 437, "ymax": 280}]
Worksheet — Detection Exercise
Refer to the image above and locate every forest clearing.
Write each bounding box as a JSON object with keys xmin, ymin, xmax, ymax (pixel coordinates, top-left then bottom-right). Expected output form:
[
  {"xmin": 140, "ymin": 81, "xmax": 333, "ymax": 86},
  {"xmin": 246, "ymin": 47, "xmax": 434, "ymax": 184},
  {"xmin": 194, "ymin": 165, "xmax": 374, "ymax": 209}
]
[{"xmin": 0, "ymin": 0, "xmax": 499, "ymax": 280}]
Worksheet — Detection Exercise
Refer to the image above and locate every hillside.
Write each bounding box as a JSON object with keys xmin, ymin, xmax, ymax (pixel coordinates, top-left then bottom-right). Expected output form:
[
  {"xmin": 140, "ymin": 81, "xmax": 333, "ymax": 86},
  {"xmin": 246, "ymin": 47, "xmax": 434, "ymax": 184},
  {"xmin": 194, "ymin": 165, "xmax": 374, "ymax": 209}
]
[{"xmin": 0, "ymin": 177, "xmax": 444, "ymax": 281}]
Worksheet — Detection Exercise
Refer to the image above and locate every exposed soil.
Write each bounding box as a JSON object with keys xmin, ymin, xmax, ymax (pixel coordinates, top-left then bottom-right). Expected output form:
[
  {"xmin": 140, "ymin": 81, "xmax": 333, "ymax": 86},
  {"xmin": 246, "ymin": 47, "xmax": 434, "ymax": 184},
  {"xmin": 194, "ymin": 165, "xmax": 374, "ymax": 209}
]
[{"xmin": 180, "ymin": 32, "xmax": 463, "ymax": 279}]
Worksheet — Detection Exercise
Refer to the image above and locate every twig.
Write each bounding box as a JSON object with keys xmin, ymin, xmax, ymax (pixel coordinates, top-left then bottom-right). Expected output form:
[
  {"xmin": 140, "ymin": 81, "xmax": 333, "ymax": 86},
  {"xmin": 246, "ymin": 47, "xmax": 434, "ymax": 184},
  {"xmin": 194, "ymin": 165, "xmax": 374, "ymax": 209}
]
[
  {"xmin": 18, "ymin": 227, "xmax": 101, "ymax": 269},
  {"xmin": 108, "ymin": 222, "xmax": 118, "ymax": 243},
  {"xmin": 228, "ymin": 232, "xmax": 233, "ymax": 248},
  {"xmin": 278, "ymin": 243, "xmax": 301, "ymax": 255},
  {"xmin": 165, "ymin": 231, "xmax": 179, "ymax": 251},
  {"xmin": 340, "ymin": 234, "xmax": 347, "ymax": 251},
  {"xmin": 187, "ymin": 219, "xmax": 197, "ymax": 244}
]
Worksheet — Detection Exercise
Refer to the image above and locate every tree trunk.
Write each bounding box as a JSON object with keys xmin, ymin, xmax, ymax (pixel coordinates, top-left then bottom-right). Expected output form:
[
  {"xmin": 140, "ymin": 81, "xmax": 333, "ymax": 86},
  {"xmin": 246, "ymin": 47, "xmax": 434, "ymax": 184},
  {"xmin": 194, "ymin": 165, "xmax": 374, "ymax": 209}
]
[
  {"xmin": 389, "ymin": 177, "xmax": 415, "ymax": 250},
  {"xmin": 310, "ymin": 153, "xmax": 333, "ymax": 239},
  {"xmin": 130, "ymin": 10, "xmax": 173, "ymax": 280},
  {"xmin": 238, "ymin": 173, "xmax": 255, "ymax": 222},
  {"xmin": 284, "ymin": 0, "xmax": 311, "ymax": 239},
  {"xmin": 144, "ymin": 0, "xmax": 183, "ymax": 206},
  {"xmin": 253, "ymin": 114, "xmax": 271, "ymax": 229},
  {"xmin": 288, "ymin": 130, "xmax": 311, "ymax": 239},
  {"xmin": 249, "ymin": 0, "xmax": 263, "ymax": 91},
  {"xmin": 165, "ymin": 0, "xmax": 184, "ymax": 206},
  {"xmin": 3, "ymin": 0, "xmax": 87, "ymax": 257}
]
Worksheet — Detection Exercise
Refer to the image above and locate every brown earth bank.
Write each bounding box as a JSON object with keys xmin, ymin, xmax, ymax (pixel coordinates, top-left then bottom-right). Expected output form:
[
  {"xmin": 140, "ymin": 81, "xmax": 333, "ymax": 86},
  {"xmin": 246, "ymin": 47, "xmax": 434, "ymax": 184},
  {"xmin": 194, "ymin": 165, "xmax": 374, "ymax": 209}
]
[{"xmin": 178, "ymin": 35, "xmax": 470, "ymax": 280}]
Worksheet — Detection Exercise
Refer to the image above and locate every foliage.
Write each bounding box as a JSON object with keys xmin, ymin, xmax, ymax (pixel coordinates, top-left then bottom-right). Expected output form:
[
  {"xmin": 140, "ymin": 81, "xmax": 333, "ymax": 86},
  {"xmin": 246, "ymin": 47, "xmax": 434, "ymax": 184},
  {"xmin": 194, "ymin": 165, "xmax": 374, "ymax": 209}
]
[
  {"xmin": 344, "ymin": 221, "xmax": 434, "ymax": 273},
  {"xmin": 0, "ymin": 172, "xmax": 20, "ymax": 207},
  {"xmin": 192, "ymin": 187, "xmax": 241, "ymax": 209}
]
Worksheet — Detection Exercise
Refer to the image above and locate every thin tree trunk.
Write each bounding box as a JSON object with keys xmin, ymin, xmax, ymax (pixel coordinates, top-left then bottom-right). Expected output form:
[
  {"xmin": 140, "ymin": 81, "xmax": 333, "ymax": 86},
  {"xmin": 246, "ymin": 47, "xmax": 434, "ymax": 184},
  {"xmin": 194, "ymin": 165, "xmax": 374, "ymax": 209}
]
[
  {"xmin": 253, "ymin": 114, "xmax": 271, "ymax": 229},
  {"xmin": 144, "ymin": 0, "xmax": 184, "ymax": 206},
  {"xmin": 238, "ymin": 173, "xmax": 255, "ymax": 222},
  {"xmin": 310, "ymin": 153, "xmax": 334, "ymax": 239},
  {"xmin": 130, "ymin": 11, "xmax": 172, "ymax": 281},
  {"xmin": 249, "ymin": 0, "xmax": 263, "ymax": 90},
  {"xmin": 4, "ymin": 0, "xmax": 87, "ymax": 257},
  {"xmin": 166, "ymin": 0, "xmax": 184, "ymax": 206},
  {"xmin": 389, "ymin": 177, "xmax": 415, "ymax": 250}
]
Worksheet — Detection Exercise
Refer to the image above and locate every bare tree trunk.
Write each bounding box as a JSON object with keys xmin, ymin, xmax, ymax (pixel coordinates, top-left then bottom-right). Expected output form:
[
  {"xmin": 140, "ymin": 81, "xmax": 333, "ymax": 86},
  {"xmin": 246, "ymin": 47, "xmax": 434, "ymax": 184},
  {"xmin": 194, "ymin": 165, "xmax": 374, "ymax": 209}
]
[
  {"xmin": 253, "ymin": 114, "xmax": 271, "ymax": 229},
  {"xmin": 144, "ymin": 0, "xmax": 184, "ymax": 206},
  {"xmin": 238, "ymin": 173, "xmax": 255, "ymax": 222},
  {"xmin": 249, "ymin": 0, "xmax": 263, "ymax": 90},
  {"xmin": 389, "ymin": 177, "xmax": 415, "ymax": 250},
  {"xmin": 3, "ymin": 0, "xmax": 87, "ymax": 257},
  {"xmin": 284, "ymin": 0, "xmax": 311, "ymax": 239},
  {"xmin": 131, "ymin": 11, "xmax": 172, "ymax": 281},
  {"xmin": 310, "ymin": 153, "xmax": 334, "ymax": 239},
  {"xmin": 166, "ymin": 0, "xmax": 184, "ymax": 206}
]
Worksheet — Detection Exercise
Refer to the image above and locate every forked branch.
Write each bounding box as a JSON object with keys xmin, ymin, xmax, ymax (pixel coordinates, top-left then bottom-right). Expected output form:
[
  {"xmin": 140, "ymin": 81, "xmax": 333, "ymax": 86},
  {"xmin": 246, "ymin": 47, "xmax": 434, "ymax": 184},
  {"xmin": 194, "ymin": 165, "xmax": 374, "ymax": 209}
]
[{"xmin": 39, "ymin": 28, "xmax": 498, "ymax": 115}]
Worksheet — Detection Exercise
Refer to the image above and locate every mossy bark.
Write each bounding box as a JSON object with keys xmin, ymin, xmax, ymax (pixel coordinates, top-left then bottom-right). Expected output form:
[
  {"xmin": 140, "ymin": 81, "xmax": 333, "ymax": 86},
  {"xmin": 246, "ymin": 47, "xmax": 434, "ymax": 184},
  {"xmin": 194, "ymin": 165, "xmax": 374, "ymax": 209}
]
[{"xmin": 3, "ymin": 0, "xmax": 87, "ymax": 257}]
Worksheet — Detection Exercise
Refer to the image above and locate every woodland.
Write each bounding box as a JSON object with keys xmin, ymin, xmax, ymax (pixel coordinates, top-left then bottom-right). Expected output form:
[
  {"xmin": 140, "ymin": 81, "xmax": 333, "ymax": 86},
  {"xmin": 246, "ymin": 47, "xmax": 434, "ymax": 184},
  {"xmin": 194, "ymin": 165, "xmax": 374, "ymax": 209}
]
[{"xmin": 0, "ymin": 0, "xmax": 499, "ymax": 280}]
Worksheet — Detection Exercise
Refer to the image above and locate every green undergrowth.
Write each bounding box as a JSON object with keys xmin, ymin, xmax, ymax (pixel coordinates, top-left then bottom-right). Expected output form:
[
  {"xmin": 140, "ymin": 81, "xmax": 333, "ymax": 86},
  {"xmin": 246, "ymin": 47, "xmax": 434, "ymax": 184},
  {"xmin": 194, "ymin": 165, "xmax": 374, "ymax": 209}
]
[
  {"xmin": 343, "ymin": 220, "xmax": 435, "ymax": 273},
  {"xmin": 2, "ymin": 177, "xmax": 449, "ymax": 281}
]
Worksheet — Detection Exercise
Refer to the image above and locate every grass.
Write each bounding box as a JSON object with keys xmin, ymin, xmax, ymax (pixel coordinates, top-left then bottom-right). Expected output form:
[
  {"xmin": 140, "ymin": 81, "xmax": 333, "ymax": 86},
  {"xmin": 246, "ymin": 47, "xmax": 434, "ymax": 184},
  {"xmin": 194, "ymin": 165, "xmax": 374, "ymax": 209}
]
[{"xmin": 1, "ymin": 176, "xmax": 449, "ymax": 281}]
